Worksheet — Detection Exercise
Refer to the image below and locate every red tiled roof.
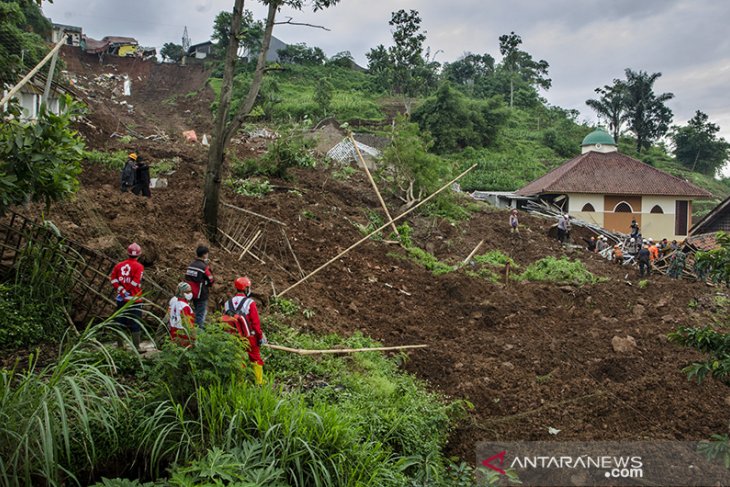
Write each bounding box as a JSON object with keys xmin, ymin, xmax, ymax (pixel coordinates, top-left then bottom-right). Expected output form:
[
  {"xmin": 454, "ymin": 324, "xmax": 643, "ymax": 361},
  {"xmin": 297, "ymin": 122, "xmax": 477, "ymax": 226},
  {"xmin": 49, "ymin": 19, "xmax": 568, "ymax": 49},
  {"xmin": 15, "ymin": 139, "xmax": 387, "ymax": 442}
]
[{"xmin": 516, "ymin": 151, "xmax": 713, "ymax": 198}]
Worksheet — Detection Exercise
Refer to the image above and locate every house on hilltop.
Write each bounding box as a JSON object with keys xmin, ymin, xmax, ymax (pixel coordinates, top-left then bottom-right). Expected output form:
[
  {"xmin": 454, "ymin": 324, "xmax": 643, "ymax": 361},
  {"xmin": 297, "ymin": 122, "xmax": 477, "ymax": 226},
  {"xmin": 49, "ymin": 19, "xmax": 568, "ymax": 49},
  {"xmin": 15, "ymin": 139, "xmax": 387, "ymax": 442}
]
[
  {"xmin": 516, "ymin": 128, "xmax": 713, "ymax": 241},
  {"xmin": 187, "ymin": 41, "xmax": 213, "ymax": 59},
  {"xmin": 690, "ymin": 194, "xmax": 730, "ymax": 235},
  {"xmin": 51, "ymin": 23, "xmax": 82, "ymax": 46}
]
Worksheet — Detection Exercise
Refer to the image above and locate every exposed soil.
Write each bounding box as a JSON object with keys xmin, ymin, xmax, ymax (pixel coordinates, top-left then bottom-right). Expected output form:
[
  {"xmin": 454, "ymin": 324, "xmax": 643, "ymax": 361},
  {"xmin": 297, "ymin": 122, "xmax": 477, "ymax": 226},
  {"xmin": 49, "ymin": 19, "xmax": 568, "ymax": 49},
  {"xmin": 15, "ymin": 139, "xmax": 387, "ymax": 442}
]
[{"xmin": 25, "ymin": 51, "xmax": 730, "ymax": 461}]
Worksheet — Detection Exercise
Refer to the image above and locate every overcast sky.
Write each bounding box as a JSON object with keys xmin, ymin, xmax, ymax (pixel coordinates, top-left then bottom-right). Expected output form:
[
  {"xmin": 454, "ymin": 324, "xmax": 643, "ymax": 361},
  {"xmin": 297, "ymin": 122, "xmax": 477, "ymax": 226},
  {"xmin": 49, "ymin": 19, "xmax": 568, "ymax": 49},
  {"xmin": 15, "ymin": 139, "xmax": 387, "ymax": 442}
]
[{"xmin": 43, "ymin": 0, "xmax": 730, "ymax": 174}]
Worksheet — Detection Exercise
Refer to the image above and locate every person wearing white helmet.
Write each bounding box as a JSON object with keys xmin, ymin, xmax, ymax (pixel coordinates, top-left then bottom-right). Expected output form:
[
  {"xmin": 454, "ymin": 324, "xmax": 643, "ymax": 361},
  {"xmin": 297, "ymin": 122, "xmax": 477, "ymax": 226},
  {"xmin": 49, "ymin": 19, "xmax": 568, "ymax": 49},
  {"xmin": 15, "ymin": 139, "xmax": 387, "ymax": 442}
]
[
  {"xmin": 168, "ymin": 282, "xmax": 195, "ymax": 347},
  {"xmin": 109, "ymin": 242, "xmax": 145, "ymax": 351}
]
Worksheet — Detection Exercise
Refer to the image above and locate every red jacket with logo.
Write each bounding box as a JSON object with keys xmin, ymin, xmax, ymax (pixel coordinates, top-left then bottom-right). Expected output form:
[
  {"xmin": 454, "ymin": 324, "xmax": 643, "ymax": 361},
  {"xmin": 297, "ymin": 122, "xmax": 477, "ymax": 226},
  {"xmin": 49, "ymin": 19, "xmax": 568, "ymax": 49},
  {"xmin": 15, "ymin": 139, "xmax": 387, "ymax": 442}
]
[{"xmin": 110, "ymin": 258, "xmax": 145, "ymax": 301}]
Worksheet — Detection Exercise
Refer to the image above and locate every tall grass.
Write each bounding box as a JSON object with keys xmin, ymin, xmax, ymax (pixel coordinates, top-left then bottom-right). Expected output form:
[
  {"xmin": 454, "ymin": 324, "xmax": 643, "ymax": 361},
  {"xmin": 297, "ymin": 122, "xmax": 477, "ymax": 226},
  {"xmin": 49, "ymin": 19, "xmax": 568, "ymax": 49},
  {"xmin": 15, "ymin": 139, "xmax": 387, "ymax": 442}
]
[{"xmin": 0, "ymin": 323, "xmax": 134, "ymax": 486}]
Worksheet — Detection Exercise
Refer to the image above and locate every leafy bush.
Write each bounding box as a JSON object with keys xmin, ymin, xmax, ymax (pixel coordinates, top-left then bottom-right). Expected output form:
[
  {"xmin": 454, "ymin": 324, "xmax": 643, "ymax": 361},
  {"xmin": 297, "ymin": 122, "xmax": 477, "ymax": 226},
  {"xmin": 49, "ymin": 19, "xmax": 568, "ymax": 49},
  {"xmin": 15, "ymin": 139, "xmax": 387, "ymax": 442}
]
[
  {"xmin": 0, "ymin": 284, "xmax": 52, "ymax": 348},
  {"xmin": 225, "ymin": 177, "xmax": 273, "ymax": 197},
  {"xmin": 148, "ymin": 322, "xmax": 248, "ymax": 402},
  {"xmin": 0, "ymin": 96, "xmax": 84, "ymax": 212},
  {"xmin": 230, "ymin": 129, "xmax": 316, "ymax": 180},
  {"xmin": 517, "ymin": 256, "xmax": 600, "ymax": 284},
  {"xmin": 668, "ymin": 325, "xmax": 730, "ymax": 384},
  {"xmin": 270, "ymin": 297, "xmax": 299, "ymax": 316},
  {"xmin": 694, "ymin": 231, "xmax": 730, "ymax": 286},
  {"xmin": 474, "ymin": 250, "xmax": 516, "ymax": 268}
]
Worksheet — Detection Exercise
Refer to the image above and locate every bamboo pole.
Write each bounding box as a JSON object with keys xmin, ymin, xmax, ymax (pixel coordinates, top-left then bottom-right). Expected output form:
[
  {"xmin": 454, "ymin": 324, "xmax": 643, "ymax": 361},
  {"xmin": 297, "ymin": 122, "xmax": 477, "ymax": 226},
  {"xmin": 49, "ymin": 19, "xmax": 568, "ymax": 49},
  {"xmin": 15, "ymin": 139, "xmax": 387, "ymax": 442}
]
[
  {"xmin": 278, "ymin": 164, "xmax": 477, "ymax": 297},
  {"xmin": 349, "ymin": 134, "xmax": 399, "ymax": 236},
  {"xmin": 265, "ymin": 343, "xmax": 427, "ymax": 355},
  {"xmin": 1, "ymin": 36, "xmax": 66, "ymax": 108},
  {"xmin": 238, "ymin": 229, "xmax": 262, "ymax": 261},
  {"xmin": 461, "ymin": 240, "xmax": 484, "ymax": 265},
  {"xmin": 222, "ymin": 201, "xmax": 287, "ymax": 226}
]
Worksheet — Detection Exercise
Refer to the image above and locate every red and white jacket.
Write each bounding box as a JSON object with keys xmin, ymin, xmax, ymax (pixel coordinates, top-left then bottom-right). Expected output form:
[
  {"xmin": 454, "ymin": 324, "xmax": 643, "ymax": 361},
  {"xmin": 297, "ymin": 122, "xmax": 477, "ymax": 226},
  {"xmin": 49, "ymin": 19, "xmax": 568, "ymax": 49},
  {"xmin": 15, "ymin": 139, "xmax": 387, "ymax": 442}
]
[
  {"xmin": 110, "ymin": 258, "xmax": 144, "ymax": 301},
  {"xmin": 223, "ymin": 293, "xmax": 262, "ymax": 339},
  {"xmin": 168, "ymin": 296, "xmax": 194, "ymax": 330}
]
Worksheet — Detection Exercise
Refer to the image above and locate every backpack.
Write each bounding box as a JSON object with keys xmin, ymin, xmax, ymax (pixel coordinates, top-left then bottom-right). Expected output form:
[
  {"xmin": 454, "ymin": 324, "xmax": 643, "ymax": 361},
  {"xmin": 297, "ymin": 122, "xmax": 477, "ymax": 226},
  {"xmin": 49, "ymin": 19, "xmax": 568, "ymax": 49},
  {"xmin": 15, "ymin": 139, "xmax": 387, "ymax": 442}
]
[{"xmin": 221, "ymin": 296, "xmax": 252, "ymax": 337}]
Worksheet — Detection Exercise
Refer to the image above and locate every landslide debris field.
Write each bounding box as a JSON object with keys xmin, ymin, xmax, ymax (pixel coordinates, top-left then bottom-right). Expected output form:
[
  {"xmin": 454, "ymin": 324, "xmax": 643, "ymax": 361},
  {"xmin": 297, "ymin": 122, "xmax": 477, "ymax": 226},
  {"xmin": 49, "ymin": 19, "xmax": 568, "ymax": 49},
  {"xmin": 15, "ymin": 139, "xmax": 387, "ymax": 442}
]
[{"xmin": 41, "ymin": 49, "xmax": 730, "ymax": 460}]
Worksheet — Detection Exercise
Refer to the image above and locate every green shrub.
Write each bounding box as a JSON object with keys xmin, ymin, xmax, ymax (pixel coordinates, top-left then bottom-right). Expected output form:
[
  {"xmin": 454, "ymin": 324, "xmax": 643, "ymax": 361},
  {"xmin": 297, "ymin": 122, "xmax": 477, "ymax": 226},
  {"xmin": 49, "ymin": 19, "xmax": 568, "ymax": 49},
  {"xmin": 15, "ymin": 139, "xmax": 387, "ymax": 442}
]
[
  {"xmin": 148, "ymin": 322, "xmax": 248, "ymax": 402},
  {"xmin": 231, "ymin": 129, "xmax": 316, "ymax": 180},
  {"xmin": 225, "ymin": 177, "xmax": 273, "ymax": 197},
  {"xmin": 0, "ymin": 284, "xmax": 52, "ymax": 348},
  {"xmin": 270, "ymin": 297, "xmax": 299, "ymax": 316},
  {"xmin": 474, "ymin": 250, "xmax": 516, "ymax": 268},
  {"xmin": 405, "ymin": 246, "xmax": 455, "ymax": 276},
  {"xmin": 149, "ymin": 158, "xmax": 178, "ymax": 177},
  {"xmin": 517, "ymin": 256, "xmax": 600, "ymax": 284}
]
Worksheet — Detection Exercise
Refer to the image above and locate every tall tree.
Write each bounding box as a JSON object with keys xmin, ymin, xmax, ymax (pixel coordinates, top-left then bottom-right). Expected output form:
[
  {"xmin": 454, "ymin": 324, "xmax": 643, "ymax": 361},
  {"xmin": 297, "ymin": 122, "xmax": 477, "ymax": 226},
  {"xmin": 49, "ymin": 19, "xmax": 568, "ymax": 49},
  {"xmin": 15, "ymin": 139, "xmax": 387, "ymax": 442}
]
[
  {"xmin": 622, "ymin": 68, "xmax": 674, "ymax": 153},
  {"xmin": 441, "ymin": 52, "xmax": 495, "ymax": 96},
  {"xmin": 203, "ymin": 0, "xmax": 339, "ymax": 237},
  {"xmin": 672, "ymin": 110, "xmax": 730, "ymax": 176},
  {"xmin": 585, "ymin": 80, "xmax": 627, "ymax": 143},
  {"xmin": 211, "ymin": 9, "xmax": 264, "ymax": 59},
  {"xmin": 497, "ymin": 32, "xmax": 550, "ymax": 108},
  {"xmin": 160, "ymin": 43, "xmax": 184, "ymax": 63},
  {"xmin": 365, "ymin": 9, "xmax": 437, "ymax": 101}
]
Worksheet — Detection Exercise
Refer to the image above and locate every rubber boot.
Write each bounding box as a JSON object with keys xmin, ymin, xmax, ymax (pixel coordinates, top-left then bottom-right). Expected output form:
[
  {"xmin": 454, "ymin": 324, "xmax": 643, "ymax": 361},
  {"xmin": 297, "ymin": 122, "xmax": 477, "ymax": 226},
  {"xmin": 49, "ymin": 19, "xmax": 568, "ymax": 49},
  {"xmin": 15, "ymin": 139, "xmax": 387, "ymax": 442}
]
[
  {"xmin": 131, "ymin": 331, "xmax": 142, "ymax": 353},
  {"xmin": 252, "ymin": 363, "xmax": 264, "ymax": 385}
]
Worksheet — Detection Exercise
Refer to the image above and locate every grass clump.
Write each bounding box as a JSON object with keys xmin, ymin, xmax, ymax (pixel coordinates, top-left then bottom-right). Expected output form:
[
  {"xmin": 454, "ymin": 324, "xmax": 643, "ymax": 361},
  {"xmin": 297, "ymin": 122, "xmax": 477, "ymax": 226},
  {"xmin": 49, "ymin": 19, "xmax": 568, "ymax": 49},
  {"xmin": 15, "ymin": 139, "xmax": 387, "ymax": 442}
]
[
  {"xmin": 517, "ymin": 256, "xmax": 600, "ymax": 284},
  {"xmin": 84, "ymin": 149, "xmax": 128, "ymax": 170},
  {"xmin": 405, "ymin": 246, "xmax": 455, "ymax": 276},
  {"xmin": 474, "ymin": 250, "xmax": 516, "ymax": 267},
  {"xmin": 225, "ymin": 177, "xmax": 273, "ymax": 197}
]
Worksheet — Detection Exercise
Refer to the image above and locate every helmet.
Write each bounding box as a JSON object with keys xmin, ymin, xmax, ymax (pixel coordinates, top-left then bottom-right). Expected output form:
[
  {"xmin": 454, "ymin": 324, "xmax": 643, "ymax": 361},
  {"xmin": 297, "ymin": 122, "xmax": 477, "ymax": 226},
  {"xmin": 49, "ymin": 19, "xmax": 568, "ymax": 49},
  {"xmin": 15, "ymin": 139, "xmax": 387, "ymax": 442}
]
[
  {"xmin": 648, "ymin": 238, "xmax": 654, "ymax": 242},
  {"xmin": 176, "ymin": 281, "xmax": 192, "ymax": 297},
  {"xmin": 128, "ymin": 152, "xmax": 138, "ymax": 161},
  {"xmin": 234, "ymin": 276, "xmax": 251, "ymax": 291},
  {"xmin": 127, "ymin": 242, "xmax": 142, "ymax": 257},
  {"xmin": 630, "ymin": 238, "xmax": 635, "ymax": 242},
  {"xmin": 603, "ymin": 237, "xmax": 608, "ymax": 241}
]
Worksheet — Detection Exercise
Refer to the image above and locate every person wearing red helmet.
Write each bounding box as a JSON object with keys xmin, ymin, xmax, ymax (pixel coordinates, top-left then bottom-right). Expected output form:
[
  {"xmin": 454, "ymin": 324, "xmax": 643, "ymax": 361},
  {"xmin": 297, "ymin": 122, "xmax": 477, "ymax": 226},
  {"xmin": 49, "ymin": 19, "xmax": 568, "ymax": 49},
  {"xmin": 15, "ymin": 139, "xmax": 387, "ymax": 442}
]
[
  {"xmin": 223, "ymin": 276, "xmax": 267, "ymax": 384},
  {"xmin": 109, "ymin": 243, "xmax": 145, "ymax": 351}
]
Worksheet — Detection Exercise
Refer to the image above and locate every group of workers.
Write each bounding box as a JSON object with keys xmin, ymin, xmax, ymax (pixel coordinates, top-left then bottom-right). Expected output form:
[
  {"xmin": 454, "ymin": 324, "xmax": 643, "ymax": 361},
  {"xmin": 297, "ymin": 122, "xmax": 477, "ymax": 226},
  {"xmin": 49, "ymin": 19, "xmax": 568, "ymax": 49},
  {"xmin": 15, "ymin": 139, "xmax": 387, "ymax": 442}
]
[
  {"xmin": 509, "ymin": 211, "xmax": 688, "ymax": 279},
  {"xmin": 109, "ymin": 242, "xmax": 267, "ymax": 384}
]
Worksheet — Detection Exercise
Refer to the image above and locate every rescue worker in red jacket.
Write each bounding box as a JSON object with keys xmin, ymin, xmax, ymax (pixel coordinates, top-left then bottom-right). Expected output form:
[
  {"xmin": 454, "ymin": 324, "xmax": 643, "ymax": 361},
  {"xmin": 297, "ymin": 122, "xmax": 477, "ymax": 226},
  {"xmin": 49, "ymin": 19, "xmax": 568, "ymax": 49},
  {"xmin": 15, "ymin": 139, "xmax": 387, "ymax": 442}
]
[
  {"xmin": 185, "ymin": 245, "xmax": 214, "ymax": 328},
  {"xmin": 223, "ymin": 276, "xmax": 267, "ymax": 384},
  {"xmin": 109, "ymin": 243, "xmax": 145, "ymax": 351},
  {"xmin": 168, "ymin": 282, "xmax": 195, "ymax": 347}
]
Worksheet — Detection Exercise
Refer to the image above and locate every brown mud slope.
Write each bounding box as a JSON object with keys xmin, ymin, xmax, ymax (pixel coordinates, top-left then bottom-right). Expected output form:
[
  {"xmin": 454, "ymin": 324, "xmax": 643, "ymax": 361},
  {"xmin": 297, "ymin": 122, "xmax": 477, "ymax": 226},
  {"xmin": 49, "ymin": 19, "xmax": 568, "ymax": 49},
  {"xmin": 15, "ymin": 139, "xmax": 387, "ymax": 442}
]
[{"xmin": 40, "ymin": 53, "xmax": 730, "ymax": 461}]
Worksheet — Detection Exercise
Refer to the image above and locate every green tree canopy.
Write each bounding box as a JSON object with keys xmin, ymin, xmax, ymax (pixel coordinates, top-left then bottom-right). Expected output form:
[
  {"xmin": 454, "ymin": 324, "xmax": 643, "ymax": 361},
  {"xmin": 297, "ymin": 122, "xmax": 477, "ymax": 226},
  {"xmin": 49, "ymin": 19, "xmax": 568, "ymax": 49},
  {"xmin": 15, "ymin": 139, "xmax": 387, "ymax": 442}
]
[
  {"xmin": 585, "ymin": 80, "xmax": 627, "ymax": 143},
  {"xmin": 441, "ymin": 52, "xmax": 495, "ymax": 96},
  {"xmin": 622, "ymin": 68, "xmax": 674, "ymax": 153},
  {"xmin": 412, "ymin": 83, "xmax": 508, "ymax": 153},
  {"xmin": 160, "ymin": 42, "xmax": 184, "ymax": 63},
  {"xmin": 0, "ymin": 1, "xmax": 51, "ymax": 86},
  {"xmin": 497, "ymin": 32, "xmax": 551, "ymax": 108},
  {"xmin": 276, "ymin": 42, "xmax": 325, "ymax": 65},
  {"xmin": 365, "ymin": 9, "xmax": 437, "ymax": 97},
  {"xmin": 382, "ymin": 115, "xmax": 449, "ymax": 208},
  {"xmin": 672, "ymin": 110, "xmax": 730, "ymax": 176},
  {"xmin": 211, "ymin": 8, "xmax": 264, "ymax": 59}
]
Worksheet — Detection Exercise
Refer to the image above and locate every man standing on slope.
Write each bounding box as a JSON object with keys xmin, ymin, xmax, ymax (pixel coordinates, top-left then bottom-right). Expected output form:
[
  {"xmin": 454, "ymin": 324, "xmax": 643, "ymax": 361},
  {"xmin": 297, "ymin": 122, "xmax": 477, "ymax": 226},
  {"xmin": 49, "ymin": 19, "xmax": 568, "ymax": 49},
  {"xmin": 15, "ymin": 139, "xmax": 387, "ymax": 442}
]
[
  {"xmin": 185, "ymin": 245, "xmax": 214, "ymax": 328},
  {"xmin": 109, "ymin": 243, "xmax": 145, "ymax": 351},
  {"xmin": 223, "ymin": 277, "xmax": 267, "ymax": 385}
]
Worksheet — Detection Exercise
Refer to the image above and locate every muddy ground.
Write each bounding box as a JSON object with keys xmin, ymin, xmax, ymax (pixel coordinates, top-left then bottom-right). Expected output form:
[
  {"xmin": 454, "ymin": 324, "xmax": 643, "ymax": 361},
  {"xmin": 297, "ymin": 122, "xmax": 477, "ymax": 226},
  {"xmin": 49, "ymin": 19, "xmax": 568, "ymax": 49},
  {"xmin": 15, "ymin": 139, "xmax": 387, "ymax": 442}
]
[{"xmin": 27, "ymin": 50, "xmax": 730, "ymax": 460}]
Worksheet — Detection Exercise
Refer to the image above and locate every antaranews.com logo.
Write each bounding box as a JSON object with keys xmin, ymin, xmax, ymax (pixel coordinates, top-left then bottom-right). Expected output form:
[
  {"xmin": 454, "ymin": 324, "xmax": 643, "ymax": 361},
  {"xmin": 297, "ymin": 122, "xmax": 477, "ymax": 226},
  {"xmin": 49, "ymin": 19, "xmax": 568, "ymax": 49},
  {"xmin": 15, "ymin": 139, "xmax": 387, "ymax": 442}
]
[{"xmin": 476, "ymin": 441, "xmax": 730, "ymax": 486}]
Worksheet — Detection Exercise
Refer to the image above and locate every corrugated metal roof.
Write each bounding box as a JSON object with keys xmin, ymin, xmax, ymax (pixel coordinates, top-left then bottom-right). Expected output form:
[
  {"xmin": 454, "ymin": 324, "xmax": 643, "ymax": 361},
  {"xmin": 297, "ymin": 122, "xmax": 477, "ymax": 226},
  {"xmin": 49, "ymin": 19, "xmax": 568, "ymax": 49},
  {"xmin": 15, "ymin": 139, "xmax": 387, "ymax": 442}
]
[{"xmin": 516, "ymin": 151, "xmax": 713, "ymax": 198}]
